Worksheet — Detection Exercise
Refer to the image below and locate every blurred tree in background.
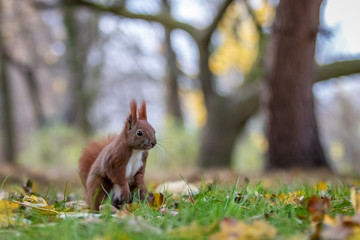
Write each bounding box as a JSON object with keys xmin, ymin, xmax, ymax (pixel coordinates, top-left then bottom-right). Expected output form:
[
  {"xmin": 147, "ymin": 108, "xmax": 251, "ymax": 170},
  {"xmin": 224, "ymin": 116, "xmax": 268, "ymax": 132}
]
[
  {"xmin": 0, "ymin": 0, "xmax": 360, "ymax": 175},
  {"xmin": 264, "ymin": 0, "xmax": 327, "ymax": 168}
]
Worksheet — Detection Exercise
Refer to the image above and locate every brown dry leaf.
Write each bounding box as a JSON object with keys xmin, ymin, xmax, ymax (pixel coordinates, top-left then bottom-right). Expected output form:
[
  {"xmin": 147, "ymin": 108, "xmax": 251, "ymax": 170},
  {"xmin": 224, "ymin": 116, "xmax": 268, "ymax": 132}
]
[
  {"xmin": 209, "ymin": 218, "xmax": 277, "ymax": 240},
  {"xmin": 307, "ymin": 196, "xmax": 330, "ymax": 215}
]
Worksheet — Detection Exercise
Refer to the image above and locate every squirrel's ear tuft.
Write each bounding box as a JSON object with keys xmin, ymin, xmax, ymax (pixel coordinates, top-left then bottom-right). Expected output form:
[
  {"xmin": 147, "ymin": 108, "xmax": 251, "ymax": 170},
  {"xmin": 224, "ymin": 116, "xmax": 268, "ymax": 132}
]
[
  {"xmin": 138, "ymin": 100, "xmax": 147, "ymax": 120},
  {"xmin": 129, "ymin": 99, "xmax": 137, "ymax": 125}
]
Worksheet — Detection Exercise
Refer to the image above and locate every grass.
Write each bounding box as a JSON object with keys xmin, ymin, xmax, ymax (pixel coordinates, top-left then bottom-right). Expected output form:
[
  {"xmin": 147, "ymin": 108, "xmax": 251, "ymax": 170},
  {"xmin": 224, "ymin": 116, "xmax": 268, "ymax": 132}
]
[{"xmin": 0, "ymin": 179, "xmax": 356, "ymax": 240}]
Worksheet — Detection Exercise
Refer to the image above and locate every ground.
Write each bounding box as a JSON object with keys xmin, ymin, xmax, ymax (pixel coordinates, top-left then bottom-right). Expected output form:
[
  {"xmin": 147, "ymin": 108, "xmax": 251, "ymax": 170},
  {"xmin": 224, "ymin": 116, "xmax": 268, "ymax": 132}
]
[{"xmin": 1, "ymin": 165, "xmax": 359, "ymax": 239}]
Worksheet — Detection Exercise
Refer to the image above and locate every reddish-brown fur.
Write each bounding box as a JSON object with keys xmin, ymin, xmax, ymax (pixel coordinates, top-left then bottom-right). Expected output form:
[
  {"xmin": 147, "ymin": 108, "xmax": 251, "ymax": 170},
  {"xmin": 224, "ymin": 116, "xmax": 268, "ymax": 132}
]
[
  {"xmin": 78, "ymin": 135, "xmax": 116, "ymax": 185},
  {"xmin": 78, "ymin": 100, "xmax": 156, "ymax": 211}
]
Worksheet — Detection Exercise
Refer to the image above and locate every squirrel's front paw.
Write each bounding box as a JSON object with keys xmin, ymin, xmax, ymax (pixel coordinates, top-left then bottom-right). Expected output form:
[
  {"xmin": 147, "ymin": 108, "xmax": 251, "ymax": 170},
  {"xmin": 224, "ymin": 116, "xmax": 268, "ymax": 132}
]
[
  {"xmin": 111, "ymin": 185, "xmax": 132, "ymax": 208},
  {"xmin": 121, "ymin": 187, "xmax": 132, "ymax": 203}
]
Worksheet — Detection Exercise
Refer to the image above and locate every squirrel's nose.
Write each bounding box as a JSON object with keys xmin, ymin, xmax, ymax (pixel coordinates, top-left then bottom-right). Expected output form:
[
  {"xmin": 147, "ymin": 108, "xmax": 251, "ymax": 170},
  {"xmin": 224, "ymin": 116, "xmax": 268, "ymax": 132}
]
[{"xmin": 151, "ymin": 140, "xmax": 157, "ymax": 148}]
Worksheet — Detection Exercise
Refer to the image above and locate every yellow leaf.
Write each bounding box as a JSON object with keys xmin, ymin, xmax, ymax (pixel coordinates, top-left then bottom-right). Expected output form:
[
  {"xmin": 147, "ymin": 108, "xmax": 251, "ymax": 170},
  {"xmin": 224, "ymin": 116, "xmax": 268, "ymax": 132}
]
[
  {"xmin": 210, "ymin": 218, "xmax": 277, "ymax": 240},
  {"xmin": 254, "ymin": 0, "xmax": 275, "ymax": 27},
  {"xmin": 167, "ymin": 221, "xmax": 217, "ymax": 239},
  {"xmin": 182, "ymin": 90, "xmax": 207, "ymax": 127},
  {"xmin": 351, "ymin": 187, "xmax": 360, "ymax": 213},
  {"xmin": 344, "ymin": 226, "xmax": 360, "ymax": 240},
  {"xmin": 316, "ymin": 182, "xmax": 327, "ymax": 192},
  {"xmin": 0, "ymin": 213, "xmax": 16, "ymax": 227},
  {"xmin": 0, "ymin": 200, "xmax": 19, "ymax": 213},
  {"xmin": 323, "ymin": 214, "xmax": 340, "ymax": 227},
  {"xmin": 23, "ymin": 195, "xmax": 48, "ymax": 207},
  {"xmin": 209, "ymin": 2, "xmax": 259, "ymax": 76},
  {"xmin": 15, "ymin": 201, "xmax": 58, "ymax": 215},
  {"xmin": 148, "ymin": 193, "xmax": 165, "ymax": 209},
  {"xmin": 0, "ymin": 200, "xmax": 18, "ymax": 227},
  {"xmin": 124, "ymin": 202, "xmax": 140, "ymax": 212}
]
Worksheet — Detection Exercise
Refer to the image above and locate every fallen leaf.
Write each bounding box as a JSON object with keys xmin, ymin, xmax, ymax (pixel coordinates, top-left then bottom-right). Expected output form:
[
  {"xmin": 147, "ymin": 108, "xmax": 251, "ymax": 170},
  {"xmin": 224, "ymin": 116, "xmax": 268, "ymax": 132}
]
[
  {"xmin": 15, "ymin": 201, "xmax": 58, "ymax": 215},
  {"xmin": 148, "ymin": 193, "xmax": 165, "ymax": 209},
  {"xmin": 316, "ymin": 182, "xmax": 327, "ymax": 192},
  {"xmin": 99, "ymin": 204, "xmax": 119, "ymax": 214},
  {"xmin": 115, "ymin": 208, "xmax": 131, "ymax": 218},
  {"xmin": 0, "ymin": 200, "xmax": 19, "ymax": 227},
  {"xmin": 0, "ymin": 200, "xmax": 19, "ymax": 213},
  {"xmin": 167, "ymin": 221, "xmax": 217, "ymax": 239},
  {"xmin": 65, "ymin": 200, "xmax": 88, "ymax": 211},
  {"xmin": 351, "ymin": 187, "xmax": 360, "ymax": 213},
  {"xmin": 124, "ymin": 202, "xmax": 140, "ymax": 212},
  {"xmin": 347, "ymin": 226, "xmax": 360, "ymax": 240},
  {"xmin": 0, "ymin": 214, "xmax": 16, "ymax": 227},
  {"xmin": 307, "ymin": 196, "xmax": 330, "ymax": 215},
  {"xmin": 155, "ymin": 181, "xmax": 199, "ymax": 196},
  {"xmin": 209, "ymin": 218, "xmax": 277, "ymax": 240},
  {"xmin": 23, "ymin": 195, "xmax": 48, "ymax": 207}
]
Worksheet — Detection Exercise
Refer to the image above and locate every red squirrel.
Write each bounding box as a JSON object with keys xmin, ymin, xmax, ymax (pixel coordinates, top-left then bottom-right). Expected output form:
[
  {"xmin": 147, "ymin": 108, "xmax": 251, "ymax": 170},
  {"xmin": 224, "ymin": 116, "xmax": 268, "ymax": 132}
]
[{"xmin": 78, "ymin": 100, "xmax": 156, "ymax": 211}]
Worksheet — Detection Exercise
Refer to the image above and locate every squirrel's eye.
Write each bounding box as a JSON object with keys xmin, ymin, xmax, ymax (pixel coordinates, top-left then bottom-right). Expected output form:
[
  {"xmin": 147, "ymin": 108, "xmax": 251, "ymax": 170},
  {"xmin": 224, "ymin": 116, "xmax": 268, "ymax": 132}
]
[{"xmin": 136, "ymin": 130, "xmax": 143, "ymax": 136}]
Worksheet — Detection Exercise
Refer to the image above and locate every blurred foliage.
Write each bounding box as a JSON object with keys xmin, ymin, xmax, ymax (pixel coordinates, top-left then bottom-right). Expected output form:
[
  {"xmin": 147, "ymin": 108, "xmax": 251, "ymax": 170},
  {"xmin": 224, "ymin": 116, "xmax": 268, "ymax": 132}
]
[
  {"xmin": 182, "ymin": 90, "xmax": 207, "ymax": 127},
  {"xmin": 233, "ymin": 131, "xmax": 265, "ymax": 173},
  {"xmin": 210, "ymin": 2, "xmax": 259, "ymax": 75},
  {"xmin": 254, "ymin": 0, "xmax": 275, "ymax": 27},
  {"xmin": 147, "ymin": 118, "xmax": 200, "ymax": 170},
  {"xmin": 209, "ymin": 0, "xmax": 274, "ymax": 76},
  {"xmin": 18, "ymin": 125, "xmax": 86, "ymax": 169}
]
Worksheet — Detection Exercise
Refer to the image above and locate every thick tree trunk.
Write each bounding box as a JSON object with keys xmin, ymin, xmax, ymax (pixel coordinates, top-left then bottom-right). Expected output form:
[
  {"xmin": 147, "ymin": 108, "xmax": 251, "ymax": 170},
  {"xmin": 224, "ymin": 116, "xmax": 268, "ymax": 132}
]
[
  {"xmin": 264, "ymin": 0, "xmax": 328, "ymax": 169},
  {"xmin": 198, "ymin": 88, "xmax": 260, "ymax": 167}
]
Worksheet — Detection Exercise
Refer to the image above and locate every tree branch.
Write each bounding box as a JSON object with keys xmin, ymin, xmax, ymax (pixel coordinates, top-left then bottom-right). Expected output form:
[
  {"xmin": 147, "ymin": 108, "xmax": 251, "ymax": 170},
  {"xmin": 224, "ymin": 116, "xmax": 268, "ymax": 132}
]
[
  {"xmin": 202, "ymin": 0, "xmax": 234, "ymax": 42},
  {"xmin": 317, "ymin": 59, "xmax": 360, "ymax": 82},
  {"xmin": 63, "ymin": 0, "xmax": 201, "ymax": 41},
  {"xmin": 244, "ymin": 0, "xmax": 262, "ymax": 33}
]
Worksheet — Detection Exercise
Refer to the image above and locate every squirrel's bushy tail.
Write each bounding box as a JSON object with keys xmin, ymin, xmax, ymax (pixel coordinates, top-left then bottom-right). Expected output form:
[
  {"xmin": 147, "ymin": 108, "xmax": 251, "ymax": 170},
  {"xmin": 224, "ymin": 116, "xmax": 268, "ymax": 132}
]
[{"xmin": 78, "ymin": 135, "xmax": 116, "ymax": 187}]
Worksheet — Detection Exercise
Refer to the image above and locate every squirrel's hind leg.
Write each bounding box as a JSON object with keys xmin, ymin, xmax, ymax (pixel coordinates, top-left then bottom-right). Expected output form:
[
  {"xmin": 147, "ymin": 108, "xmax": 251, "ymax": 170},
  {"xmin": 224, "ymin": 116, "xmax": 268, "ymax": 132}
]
[{"xmin": 86, "ymin": 175, "xmax": 112, "ymax": 211}]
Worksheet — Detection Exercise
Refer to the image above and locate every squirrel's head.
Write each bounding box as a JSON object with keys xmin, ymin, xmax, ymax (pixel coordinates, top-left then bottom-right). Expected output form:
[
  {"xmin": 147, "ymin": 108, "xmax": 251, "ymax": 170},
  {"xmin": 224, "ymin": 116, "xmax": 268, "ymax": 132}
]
[{"xmin": 125, "ymin": 100, "xmax": 157, "ymax": 150}]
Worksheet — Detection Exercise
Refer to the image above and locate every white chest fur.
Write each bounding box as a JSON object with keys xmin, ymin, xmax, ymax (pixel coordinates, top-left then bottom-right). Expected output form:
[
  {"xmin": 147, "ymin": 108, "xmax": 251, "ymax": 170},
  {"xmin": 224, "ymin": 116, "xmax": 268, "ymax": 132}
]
[
  {"xmin": 126, "ymin": 150, "xmax": 144, "ymax": 180},
  {"xmin": 112, "ymin": 150, "xmax": 144, "ymax": 200}
]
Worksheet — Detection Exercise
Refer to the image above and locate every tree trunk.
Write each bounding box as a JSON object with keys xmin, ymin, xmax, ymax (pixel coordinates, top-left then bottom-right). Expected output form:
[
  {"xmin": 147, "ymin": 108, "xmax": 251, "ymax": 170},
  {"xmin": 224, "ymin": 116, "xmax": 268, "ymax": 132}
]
[
  {"xmin": 0, "ymin": 56, "xmax": 16, "ymax": 163},
  {"xmin": 23, "ymin": 68, "xmax": 46, "ymax": 126},
  {"xmin": 63, "ymin": 5, "xmax": 91, "ymax": 136},
  {"xmin": 198, "ymin": 88, "xmax": 260, "ymax": 167},
  {"xmin": 163, "ymin": 0, "xmax": 183, "ymax": 124},
  {"xmin": 0, "ymin": 0, "xmax": 16, "ymax": 163},
  {"xmin": 264, "ymin": 0, "xmax": 328, "ymax": 169}
]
